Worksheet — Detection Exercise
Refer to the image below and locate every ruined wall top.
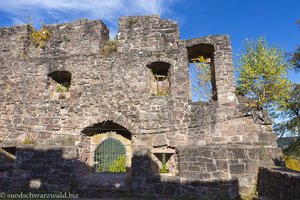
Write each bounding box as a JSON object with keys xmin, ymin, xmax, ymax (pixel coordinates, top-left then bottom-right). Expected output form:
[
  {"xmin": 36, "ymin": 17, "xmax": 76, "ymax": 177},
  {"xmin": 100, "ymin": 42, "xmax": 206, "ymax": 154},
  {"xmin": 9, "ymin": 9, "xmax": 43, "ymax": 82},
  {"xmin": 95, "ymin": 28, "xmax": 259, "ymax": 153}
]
[
  {"xmin": 0, "ymin": 19, "xmax": 109, "ymax": 59},
  {"xmin": 0, "ymin": 15, "xmax": 182, "ymax": 59},
  {"xmin": 117, "ymin": 15, "xmax": 179, "ymax": 52},
  {"xmin": 0, "ymin": 15, "xmax": 277, "ymax": 149}
]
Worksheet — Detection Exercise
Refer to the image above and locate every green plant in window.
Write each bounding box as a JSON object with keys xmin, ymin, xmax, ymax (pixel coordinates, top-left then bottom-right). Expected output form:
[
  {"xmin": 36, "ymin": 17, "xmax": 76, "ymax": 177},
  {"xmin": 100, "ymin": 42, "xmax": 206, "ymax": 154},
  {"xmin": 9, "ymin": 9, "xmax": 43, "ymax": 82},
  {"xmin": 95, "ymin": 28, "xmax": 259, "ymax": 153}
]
[
  {"xmin": 160, "ymin": 163, "xmax": 169, "ymax": 173},
  {"xmin": 156, "ymin": 89, "xmax": 169, "ymax": 96},
  {"xmin": 108, "ymin": 155, "xmax": 126, "ymax": 172},
  {"xmin": 95, "ymin": 163, "xmax": 105, "ymax": 173},
  {"xmin": 56, "ymin": 84, "xmax": 70, "ymax": 92}
]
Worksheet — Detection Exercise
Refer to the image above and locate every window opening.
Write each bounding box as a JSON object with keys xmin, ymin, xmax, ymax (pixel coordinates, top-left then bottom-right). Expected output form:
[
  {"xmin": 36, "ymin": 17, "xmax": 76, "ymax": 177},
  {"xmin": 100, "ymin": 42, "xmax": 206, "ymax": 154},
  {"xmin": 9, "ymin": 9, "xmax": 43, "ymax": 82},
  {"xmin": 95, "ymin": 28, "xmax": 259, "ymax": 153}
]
[
  {"xmin": 94, "ymin": 138, "xmax": 126, "ymax": 173},
  {"xmin": 160, "ymin": 153, "xmax": 168, "ymax": 173},
  {"xmin": 47, "ymin": 70, "xmax": 71, "ymax": 99},
  {"xmin": 154, "ymin": 152, "xmax": 175, "ymax": 174},
  {"xmin": 187, "ymin": 44, "xmax": 217, "ymax": 102},
  {"xmin": 147, "ymin": 62, "xmax": 171, "ymax": 96},
  {"xmin": 82, "ymin": 120, "xmax": 131, "ymax": 140}
]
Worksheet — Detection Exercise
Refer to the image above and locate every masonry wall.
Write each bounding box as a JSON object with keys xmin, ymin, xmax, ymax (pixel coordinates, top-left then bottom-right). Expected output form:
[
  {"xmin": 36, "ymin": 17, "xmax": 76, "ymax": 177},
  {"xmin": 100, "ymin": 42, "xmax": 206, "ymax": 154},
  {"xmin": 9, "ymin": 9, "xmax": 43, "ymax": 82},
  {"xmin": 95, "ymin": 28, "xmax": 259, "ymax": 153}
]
[
  {"xmin": 0, "ymin": 15, "xmax": 281, "ymax": 198},
  {"xmin": 257, "ymin": 167, "xmax": 300, "ymax": 200}
]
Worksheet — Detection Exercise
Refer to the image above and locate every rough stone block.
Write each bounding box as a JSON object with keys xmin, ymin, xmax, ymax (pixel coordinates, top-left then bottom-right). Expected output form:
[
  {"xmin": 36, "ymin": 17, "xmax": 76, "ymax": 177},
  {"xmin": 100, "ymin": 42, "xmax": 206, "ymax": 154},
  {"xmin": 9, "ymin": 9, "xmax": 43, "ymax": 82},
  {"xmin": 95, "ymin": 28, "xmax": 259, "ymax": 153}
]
[
  {"xmin": 207, "ymin": 163, "xmax": 217, "ymax": 172},
  {"xmin": 245, "ymin": 161, "xmax": 259, "ymax": 174},
  {"xmin": 188, "ymin": 166, "xmax": 200, "ymax": 171},
  {"xmin": 152, "ymin": 134, "xmax": 167, "ymax": 147},
  {"xmin": 216, "ymin": 160, "xmax": 228, "ymax": 170},
  {"xmin": 197, "ymin": 173, "xmax": 212, "ymax": 179},
  {"xmin": 197, "ymin": 157, "xmax": 213, "ymax": 163},
  {"xmin": 229, "ymin": 164, "xmax": 245, "ymax": 174},
  {"xmin": 212, "ymin": 150, "xmax": 228, "ymax": 159},
  {"xmin": 211, "ymin": 171, "xmax": 229, "ymax": 180},
  {"xmin": 229, "ymin": 148, "xmax": 245, "ymax": 159}
]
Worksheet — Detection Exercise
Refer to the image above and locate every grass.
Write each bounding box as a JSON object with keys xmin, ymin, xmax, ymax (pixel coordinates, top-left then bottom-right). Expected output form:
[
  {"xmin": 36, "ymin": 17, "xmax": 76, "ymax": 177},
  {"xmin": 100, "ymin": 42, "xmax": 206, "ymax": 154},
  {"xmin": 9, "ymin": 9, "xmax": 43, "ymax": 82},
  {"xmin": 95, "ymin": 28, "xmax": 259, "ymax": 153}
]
[{"xmin": 23, "ymin": 134, "xmax": 37, "ymax": 144}]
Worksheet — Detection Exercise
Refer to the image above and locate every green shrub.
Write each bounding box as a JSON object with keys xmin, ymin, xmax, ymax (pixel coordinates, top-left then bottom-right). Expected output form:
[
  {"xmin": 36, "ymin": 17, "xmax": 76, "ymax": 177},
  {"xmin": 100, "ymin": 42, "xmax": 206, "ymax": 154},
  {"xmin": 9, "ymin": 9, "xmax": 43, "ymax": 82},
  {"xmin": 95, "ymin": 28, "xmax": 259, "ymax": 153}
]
[
  {"xmin": 30, "ymin": 26, "xmax": 51, "ymax": 48},
  {"xmin": 101, "ymin": 39, "xmax": 118, "ymax": 55},
  {"xmin": 285, "ymin": 156, "xmax": 300, "ymax": 171},
  {"xmin": 27, "ymin": 17, "xmax": 51, "ymax": 48},
  {"xmin": 56, "ymin": 84, "xmax": 70, "ymax": 92},
  {"xmin": 108, "ymin": 155, "xmax": 126, "ymax": 172},
  {"xmin": 283, "ymin": 140, "xmax": 300, "ymax": 171},
  {"xmin": 23, "ymin": 134, "xmax": 37, "ymax": 144}
]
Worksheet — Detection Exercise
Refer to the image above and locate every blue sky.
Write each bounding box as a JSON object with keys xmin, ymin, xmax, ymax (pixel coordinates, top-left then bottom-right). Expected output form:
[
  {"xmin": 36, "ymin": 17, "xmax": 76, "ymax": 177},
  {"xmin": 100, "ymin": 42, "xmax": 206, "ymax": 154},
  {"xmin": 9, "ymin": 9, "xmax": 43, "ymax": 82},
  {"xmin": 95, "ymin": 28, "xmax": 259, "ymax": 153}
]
[{"xmin": 0, "ymin": 0, "xmax": 299, "ymax": 83}]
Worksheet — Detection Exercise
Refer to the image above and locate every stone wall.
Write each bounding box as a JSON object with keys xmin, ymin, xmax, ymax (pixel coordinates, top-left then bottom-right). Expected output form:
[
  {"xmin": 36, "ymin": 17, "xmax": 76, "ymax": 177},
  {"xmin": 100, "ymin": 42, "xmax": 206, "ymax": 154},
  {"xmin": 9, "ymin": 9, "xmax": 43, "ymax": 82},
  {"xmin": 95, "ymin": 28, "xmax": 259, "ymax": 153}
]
[
  {"xmin": 0, "ymin": 146, "xmax": 77, "ymax": 192},
  {"xmin": 177, "ymin": 146, "xmax": 281, "ymax": 194},
  {"xmin": 117, "ymin": 15, "xmax": 179, "ymax": 52},
  {"xmin": 0, "ymin": 15, "xmax": 276, "ymax": 148},
  {"xmin": 0, "ymin": 147, "xmax": 239, "ymax": 198},
  {"xmin": 0, "ymin": 19, "xmax": 109, "ymax": 59},
  {"xmin": 0, "ymin": 15, "xmax": 282, "ymax": 198},
  {"xmin": 257, "ymin": 167, "xmax": 300, "ymax": 200}
]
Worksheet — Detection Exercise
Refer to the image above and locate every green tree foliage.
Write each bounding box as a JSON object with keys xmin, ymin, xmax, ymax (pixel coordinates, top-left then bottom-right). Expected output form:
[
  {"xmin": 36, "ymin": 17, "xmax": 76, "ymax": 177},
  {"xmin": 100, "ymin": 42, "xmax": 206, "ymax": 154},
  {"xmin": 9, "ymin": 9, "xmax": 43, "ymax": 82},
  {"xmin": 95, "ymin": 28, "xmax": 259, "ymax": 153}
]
[
  {"xmin": 274, "ymin": 84, "xmax": 300, "ymax": 137},
  {"xmin": 292, "ymin": 46, "xmax": 300, "ymax": 70},
  {"xmin": 237, "ymin": 36, "xmax": 292, "ymax": 109},
  {"xmin": 292, "ymin": 20, "xmax": 300, "ymax": 70},
  {"xmin": 193, "ymin": 56, "xmax": 214, "ymax": 102},
  {"xmin": 284, "ymin": 139, "xmax": 300, "ymax": 158},
  {"xmin": 273, "ymin": 20, "xmax": 300, "ymax": 137}
]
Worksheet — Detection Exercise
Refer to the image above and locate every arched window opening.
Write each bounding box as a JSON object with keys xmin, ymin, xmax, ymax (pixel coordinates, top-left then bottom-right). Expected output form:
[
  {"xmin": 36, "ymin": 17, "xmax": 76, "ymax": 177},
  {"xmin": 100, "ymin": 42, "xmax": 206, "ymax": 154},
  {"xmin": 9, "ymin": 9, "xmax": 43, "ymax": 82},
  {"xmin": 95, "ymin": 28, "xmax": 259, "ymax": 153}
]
[
  {"xmin": 81, "ymin": 120, "xmax": 131, "ymax": 140},
  {"xmin": 80, "ymin": 121, "xmax": 132, "ymax": 174},
  {"xmin": 94, "ymin": 138, "xmax": 126, "ymax": 173},
  {"xmin": 187, "ymin": 44, "xmax": 217, "ymax": 102},
  {"xmin": 146, "ymin": 62, "xmax": 171, "ymax": 96}
]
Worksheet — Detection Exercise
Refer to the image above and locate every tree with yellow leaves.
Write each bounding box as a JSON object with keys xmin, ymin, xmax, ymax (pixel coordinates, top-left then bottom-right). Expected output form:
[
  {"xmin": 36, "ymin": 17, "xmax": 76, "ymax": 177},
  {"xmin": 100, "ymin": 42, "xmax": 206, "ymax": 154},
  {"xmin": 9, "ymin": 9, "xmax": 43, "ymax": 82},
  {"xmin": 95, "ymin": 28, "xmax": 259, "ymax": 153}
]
[
  {"xmin": 237, "ymin": 36, "xmax": 292, "ymax": 109},
  {"xmin": 192, "ymin": 56, "xmax": 214, "ymax": 102}
]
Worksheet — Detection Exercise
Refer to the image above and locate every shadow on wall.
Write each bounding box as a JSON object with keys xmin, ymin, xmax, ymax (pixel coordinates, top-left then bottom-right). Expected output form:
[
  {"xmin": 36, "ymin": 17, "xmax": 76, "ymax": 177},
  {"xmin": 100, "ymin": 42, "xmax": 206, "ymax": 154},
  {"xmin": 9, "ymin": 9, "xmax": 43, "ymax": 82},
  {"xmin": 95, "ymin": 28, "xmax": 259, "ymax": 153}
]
[
  {"xmin": 0, "ymin": 147, "xmax": 241, "ymax": 199},
  {"xmin": 257, "ymin": 167, "xmax": 300, "ymax": 200}
]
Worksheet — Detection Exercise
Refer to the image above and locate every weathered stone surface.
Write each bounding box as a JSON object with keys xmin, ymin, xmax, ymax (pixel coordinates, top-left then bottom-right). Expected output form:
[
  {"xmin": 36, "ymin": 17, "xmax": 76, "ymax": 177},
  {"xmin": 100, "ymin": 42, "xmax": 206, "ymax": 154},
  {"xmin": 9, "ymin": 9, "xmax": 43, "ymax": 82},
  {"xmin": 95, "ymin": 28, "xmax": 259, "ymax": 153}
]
[
  {"xmin": 229, "ymin": 164, "xmax": 245, "ymax": 174},
  {"xmin": 257, "ymin": 167, "xmax": 300, "ymax": 200},
  {"xmin": 0, "ymin": 15, "xmax": 282, "ymax": 199}
]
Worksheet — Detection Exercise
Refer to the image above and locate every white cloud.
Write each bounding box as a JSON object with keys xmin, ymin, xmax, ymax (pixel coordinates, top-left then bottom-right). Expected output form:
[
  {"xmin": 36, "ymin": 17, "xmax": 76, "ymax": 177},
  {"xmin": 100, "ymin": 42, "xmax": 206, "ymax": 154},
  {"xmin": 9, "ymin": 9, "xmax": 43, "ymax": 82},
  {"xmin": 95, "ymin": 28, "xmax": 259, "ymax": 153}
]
[
  {"xmin": 0, "ymin": 0, "xmax": 178, "ymax": 38},
  {"xmin": 0, "ymin": 0, "xmax": 177, "ymax": 29}
]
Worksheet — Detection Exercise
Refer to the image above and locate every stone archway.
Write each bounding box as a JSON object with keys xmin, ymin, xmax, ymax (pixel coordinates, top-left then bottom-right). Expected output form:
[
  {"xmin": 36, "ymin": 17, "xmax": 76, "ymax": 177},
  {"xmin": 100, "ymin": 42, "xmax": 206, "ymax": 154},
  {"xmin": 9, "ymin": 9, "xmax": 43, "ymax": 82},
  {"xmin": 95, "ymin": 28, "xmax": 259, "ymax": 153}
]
[
  {"xmin": 90, "ymin": 132, "xmax": 131, "ymax": 172},
  {"xmin": 79, "ymin": 120, "xmax": 133, "ymax": 173}
]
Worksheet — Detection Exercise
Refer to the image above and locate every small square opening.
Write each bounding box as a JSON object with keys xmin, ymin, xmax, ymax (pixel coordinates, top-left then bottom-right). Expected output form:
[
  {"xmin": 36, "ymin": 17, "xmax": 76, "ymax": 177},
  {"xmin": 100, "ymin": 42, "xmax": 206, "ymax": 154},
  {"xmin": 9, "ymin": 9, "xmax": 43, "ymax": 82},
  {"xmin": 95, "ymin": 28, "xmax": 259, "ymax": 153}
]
[
  {"xmin": 47, "ymin": 70, "xmax": 71, "ymax": 99},
  {"xmin": 147, "ymin": 62, "xmax": 171, "ymax": 96}
]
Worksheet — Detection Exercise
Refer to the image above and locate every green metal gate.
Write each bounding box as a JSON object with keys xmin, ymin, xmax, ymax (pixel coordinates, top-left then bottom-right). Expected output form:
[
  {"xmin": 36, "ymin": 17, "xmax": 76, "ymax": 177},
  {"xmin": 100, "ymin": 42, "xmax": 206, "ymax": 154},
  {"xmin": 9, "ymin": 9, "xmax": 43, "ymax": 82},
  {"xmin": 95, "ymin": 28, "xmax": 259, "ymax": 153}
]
[{"xmin": 94, "ymin": 138, "xmax": 126, "ymax": 173}]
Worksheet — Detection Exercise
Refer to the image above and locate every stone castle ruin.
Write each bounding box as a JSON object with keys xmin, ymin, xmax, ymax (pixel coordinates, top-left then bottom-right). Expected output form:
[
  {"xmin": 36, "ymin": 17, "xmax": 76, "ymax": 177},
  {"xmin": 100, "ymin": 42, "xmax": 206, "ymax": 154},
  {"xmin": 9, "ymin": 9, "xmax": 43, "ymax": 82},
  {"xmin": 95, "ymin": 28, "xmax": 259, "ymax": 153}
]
[{"xmin": 0, "ymin": 15, "xmax": 282, "ymax": 198}]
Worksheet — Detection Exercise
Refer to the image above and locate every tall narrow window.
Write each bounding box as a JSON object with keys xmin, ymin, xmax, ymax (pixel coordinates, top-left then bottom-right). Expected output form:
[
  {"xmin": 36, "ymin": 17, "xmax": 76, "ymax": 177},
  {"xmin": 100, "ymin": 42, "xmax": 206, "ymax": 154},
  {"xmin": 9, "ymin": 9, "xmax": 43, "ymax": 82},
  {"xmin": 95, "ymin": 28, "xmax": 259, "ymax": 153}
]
[
  {"xmin": 147, "ymin": 62, "xmax": 171, "ymax": 96},
  {"xmin": 94, "ymin": 138, "xmax": 126, "ymax": 173},
  {"xmin": 187, "ymin": 44, "xmax": 217, "ymax": 102}
]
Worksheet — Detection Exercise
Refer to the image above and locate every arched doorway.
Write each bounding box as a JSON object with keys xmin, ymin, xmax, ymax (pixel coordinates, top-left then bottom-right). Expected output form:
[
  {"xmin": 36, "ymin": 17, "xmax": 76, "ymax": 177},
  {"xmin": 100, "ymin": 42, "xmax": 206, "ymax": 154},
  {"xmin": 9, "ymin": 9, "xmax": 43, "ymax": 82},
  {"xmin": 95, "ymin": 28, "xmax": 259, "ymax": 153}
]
[
  {"xmin": 94, "ymin": 138, "xmax": 126, "ymax": 173},
  {"xmin": 80, "ymin": 120, "xmax": 132, "ymax": 173}
]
